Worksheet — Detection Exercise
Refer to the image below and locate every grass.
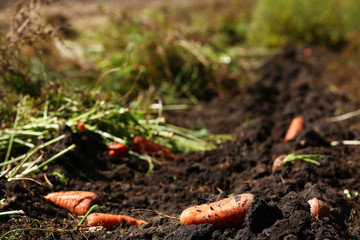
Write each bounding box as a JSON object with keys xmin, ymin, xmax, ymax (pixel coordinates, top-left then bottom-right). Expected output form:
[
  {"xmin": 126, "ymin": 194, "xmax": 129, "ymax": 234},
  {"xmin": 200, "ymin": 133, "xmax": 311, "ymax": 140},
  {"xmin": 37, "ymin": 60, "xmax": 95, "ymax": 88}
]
[
  {"xmin": 1, "ymin": 0, "xmax": 360, "ymax": 116},
  {"xmin": 247, "ymin": 0, "xmax": 360, "ymax": 47},
  {"xmin": 1, "ymin": 0, "xmax": 262, "ymax": 115}
]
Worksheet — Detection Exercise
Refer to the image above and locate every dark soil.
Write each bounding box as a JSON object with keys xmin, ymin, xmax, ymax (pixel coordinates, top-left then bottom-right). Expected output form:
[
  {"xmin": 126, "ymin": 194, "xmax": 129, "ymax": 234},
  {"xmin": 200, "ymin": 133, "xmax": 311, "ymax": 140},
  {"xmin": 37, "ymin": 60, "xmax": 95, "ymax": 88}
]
[{"xmin": 1, "ymin": 49, "xmax": 360, "ymax": 239}]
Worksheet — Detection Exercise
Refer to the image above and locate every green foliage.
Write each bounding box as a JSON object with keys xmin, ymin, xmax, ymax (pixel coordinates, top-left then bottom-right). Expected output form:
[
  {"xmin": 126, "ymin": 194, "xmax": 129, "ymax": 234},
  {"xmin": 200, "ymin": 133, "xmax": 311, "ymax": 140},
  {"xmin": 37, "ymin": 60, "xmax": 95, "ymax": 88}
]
[
  {"xmin": 52, "ymin": 170, "xmax": 68, "ymax": 185},
  {"xmin": 282, "ymin": 153, "xmax": 322, "ymax": 167},
  {"xmin": 343, "ymin": 189, "xmax": 359, "ymax": 199},
  {"xmin": 76, "ymin": 204, "xmax": 99, "ymax": 229},
  {"xmin": 0, "ymin": 210, "xmax": 26, "ymax": 216},
  {"xmin": 0, "ymin": 0, "xmax": 260, "ymax": 120},
  {"xmin": 247, "ymin": 0, "xmax": 360, "ymax": 47},
  {"xmin": 0, "ymin": 96, "xmax": 231, "ymax": 177},
  {"xmin": 0, "ymin": 0, "xmax": 268, "ymax": 178},
  {"xmin": 80, "ymin": 2, "xmax": 256, "ymax": 103}
]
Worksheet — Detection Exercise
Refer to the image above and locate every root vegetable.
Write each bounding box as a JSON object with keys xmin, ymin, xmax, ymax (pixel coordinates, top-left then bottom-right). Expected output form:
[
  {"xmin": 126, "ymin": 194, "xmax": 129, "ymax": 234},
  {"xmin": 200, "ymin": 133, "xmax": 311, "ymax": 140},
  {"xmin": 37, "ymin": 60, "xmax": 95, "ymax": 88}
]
[
  {"xmin": 108, "ymin": 141, "xmax": 129, "ymax": 158},
  {"xmin": 44, "ymin": 191, "xmax": 102, "ymax": 215},
  {"xmin": 130, "ymin": 136, "xmax": 175, "ymax": 159},
  {"xmin": 272, "ymin": 154, "xmax": 288, "ymax": 172},
  {"xmin": 271, "ymin": 153, "xmax": 321, "ymax": 173},
  {"xmin": 77, "ymin": 121, "xmax": 86, "ymax": 131},
  {"xmin": 87, "ymin": 213, "xmax": 148, "ymax": 229},
  {"xmin": 284, "ymin": 117, "xmax": 305, "ymax": 143},
  {"xmin": 180, "ymin": 193, "xmax": 255, "ymax": 229},
  {"xmin": 308, "ymin": 198, "xmax": 330, "ymax": 219},
  {"xmin": 303, "ymin": 48, "xmax": 312, "ymax": 57}
]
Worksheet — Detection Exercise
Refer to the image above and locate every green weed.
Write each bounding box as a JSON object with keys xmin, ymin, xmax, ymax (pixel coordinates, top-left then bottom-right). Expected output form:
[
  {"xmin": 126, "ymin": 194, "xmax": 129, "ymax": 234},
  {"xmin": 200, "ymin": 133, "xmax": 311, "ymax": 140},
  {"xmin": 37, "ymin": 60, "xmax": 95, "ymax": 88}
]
[{"xmin": 52, "ymin": 170, "xmax": 69, "ymax": 185}]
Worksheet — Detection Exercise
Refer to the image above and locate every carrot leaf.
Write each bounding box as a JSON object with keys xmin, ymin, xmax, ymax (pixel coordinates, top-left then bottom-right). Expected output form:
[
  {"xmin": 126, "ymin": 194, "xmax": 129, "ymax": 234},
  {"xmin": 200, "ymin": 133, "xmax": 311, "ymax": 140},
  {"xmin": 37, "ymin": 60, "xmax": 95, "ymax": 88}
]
[{"xmin": 282, "ymin": 153, "xmax": 322, "ymax": 167}]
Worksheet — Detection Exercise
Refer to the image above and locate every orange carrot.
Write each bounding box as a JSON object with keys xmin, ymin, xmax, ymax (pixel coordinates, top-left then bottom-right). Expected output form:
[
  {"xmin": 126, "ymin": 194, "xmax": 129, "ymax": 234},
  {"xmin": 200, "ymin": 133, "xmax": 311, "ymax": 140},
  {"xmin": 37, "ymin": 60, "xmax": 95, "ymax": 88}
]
[
  {"xmin": 44, "ymin": 191, "xmax": 102, "ymax": 215},
  {"xmin": 108, "ymin": 141, "xmax": 129, "ymax": 158},
  {"xmin": 272, "ymin": 154, "xmax": 288, "ymax": 172},
  {"xmin": 87, "ymin": 213, "xmax": 148, "ymax": 229},
  {"xmin": 303, "ymin": 48, "xmax": 312, "ymax": 57},
  {"xmin": 180, "ymin": 193, "xmax": 255, "ymax": 229},
  {"xmin": 284, "ymin": 117, "xmax": 305, "ymax": 143},
  {"xmin": 77, "ymin": 121, "xmax": 86, "ymax": 131},
  {"xmin": 308, "ymin": 198, "xmax": 330, "ymax": 219},
  {"xmin": 130, "ymin": 136, "xmax": 175, "ymax": 159}
]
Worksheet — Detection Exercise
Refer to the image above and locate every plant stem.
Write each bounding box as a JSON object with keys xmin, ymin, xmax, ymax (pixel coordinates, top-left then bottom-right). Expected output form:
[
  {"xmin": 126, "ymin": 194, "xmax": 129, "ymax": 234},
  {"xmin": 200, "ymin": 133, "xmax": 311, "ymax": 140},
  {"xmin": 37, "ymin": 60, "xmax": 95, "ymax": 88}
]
[
  {"xmin": 3, "ymin": 130, "xmax": 43, "ymax": 136},
  {"xmin": 129, "ymin": 151, "xmax": 154, "ymax": 174},
  {"xmin": 76, "ymin": 204, "xmax": 99, "ymax": 229},
  {"xmin": 7, "ymin": 134, "xmax": 65, "ymax": 178},
  {"xmin": 37, "ymin": 144, "xmax": 76, "ymax": 170},
  {"xmin": 17, "ymin": 144, "xmax": 76, "ymax": 178},
  {"xmin": 0, "ymin": 154, "xmax": 27, "ymax": 168},
  {"xmin": 3, "ymin": 102, "xmax": 21, "ymax": 171},
  {"xmin": 0, "ymin": 210, "xmax": 25, "ymax": 216},
  {"xmin": 93, "ymin": 129, "xmax": 126, "ymax": 144}
]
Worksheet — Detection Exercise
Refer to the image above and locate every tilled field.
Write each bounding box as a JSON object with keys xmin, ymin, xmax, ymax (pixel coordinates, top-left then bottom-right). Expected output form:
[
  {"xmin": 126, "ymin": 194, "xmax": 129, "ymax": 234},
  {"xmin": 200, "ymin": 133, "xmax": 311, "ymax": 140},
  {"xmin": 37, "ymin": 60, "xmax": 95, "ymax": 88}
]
[{"xmin": 1, "ymin": 50, "xmax": 360, "ymax": 239}]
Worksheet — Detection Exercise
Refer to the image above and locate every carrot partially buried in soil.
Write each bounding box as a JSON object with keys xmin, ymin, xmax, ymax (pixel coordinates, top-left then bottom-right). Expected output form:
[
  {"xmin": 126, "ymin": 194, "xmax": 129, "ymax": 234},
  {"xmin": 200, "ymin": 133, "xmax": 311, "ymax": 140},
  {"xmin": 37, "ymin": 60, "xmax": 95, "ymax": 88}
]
[
  {"xmin": 284, "ymin": 117, "xmax": 305, "ymax": 143},
  {"xmin": 180, "ymin": 193, "xmax": 255, "ymax": 229},
  {"xmin": 308, "ymin": 198, "xmax": 330, "ymax": 219},
  {"xmin": 44, "ymin": 191, "xmax": 102, "ymax": 216},
  {"xmin": 108, "ymin": 141, "xmax": 129, "ymax": 158},
  {"xmin": 272, "ymin": 154, "xmax": 289, "ymax": 172},
  {"xmin": 130, "ymin": 136, "xmax": 175, "ymax": 159},
  {"xmin": 87, "ymin": 213, "xmax": 148, "ymax": 229},
  {"xmin": 271, "ymin": 153, "xmax": 322, "ymax": 173}
]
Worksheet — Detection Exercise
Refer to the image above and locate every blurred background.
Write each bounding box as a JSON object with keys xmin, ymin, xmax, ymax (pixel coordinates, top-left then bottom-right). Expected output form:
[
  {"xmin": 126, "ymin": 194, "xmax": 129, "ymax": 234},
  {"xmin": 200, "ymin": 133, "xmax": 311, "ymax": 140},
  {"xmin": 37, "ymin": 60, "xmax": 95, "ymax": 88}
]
[{"xmin": 1, "ymin": 0, "xmax": 360, "ymax": 122}]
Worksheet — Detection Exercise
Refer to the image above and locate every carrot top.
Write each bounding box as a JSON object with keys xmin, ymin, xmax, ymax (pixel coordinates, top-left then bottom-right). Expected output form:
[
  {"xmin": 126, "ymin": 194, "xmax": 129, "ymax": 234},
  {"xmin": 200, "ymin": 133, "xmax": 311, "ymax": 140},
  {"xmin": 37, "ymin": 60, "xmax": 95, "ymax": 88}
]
[{"xmin": 273, "ymin": 153, "xmax": 322, "ymax": 172}]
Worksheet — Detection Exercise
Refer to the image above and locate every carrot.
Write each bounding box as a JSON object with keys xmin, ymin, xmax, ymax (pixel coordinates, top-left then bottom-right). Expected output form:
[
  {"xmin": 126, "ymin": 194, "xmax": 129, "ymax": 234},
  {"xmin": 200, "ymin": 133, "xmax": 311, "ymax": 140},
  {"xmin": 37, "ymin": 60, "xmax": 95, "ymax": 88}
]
[
  {"xmin": 77, "ymin": 121, "xmax": 86, "ymax": 131},
  {"xmin": 44, "ymin": 191, "xmax": 102, "ymax": 216},
  {"xmin": 130, "ymin": 136, "xmax": 175, "ymax": 159},
  {"xmin": 302, "ymin": 48, "xmax": 312, "ymax": 57},
  {"xmin": 271, "ymin": 154, "xmax": 288, "ymax": 172},
  {"xmin": 108, "ymin": 141, "xmax": 129, "ymax": 158},
  {"xmin": 180, "ymin": 193, "xmax": 255, "ymax": 229},
  {"xmin": 271, "ymin": 153, "xmax": 321, "ymax": 173},
  {"xmin": 284, "ymin": 117, "xmax": 305, "ymax": 143},
  {"xmin": 87, "ymin": 213, "xmax": 148, "ymax": 229},
  {"xmin": 308, "ymin": 198, "xmax": 330, "ymax": 219}
]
